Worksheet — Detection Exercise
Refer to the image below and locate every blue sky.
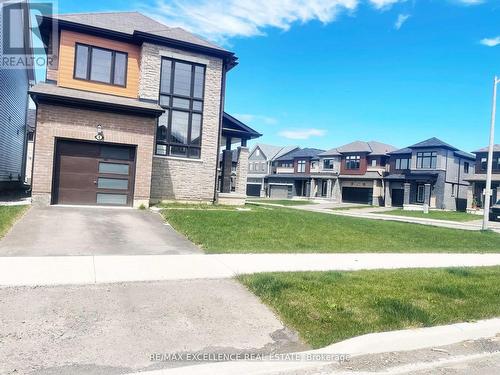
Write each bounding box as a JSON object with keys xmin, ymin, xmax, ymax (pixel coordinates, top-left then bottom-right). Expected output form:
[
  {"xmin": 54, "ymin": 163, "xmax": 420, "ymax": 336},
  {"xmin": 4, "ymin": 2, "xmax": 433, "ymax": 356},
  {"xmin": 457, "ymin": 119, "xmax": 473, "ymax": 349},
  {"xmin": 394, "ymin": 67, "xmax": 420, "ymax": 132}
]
[{"xmin": 53, "ymin": 0, "xmax": 499, "ymax": 152}]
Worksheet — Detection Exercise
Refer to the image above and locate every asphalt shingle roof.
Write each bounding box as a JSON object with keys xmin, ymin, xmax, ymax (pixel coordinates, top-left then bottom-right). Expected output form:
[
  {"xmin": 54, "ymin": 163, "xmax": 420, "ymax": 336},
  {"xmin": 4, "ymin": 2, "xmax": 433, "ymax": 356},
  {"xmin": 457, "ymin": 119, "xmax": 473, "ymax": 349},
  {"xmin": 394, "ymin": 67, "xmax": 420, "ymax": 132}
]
[
  {"xmin": 275, "ymin": 148, "xmax": 325, "ymax": 161},
  {"xmin": 320, "ymin": 141, "xmax": 397, "ymax": 156},
  {"xmin": 29, "ymin": 83, "xmax": 164, "ymax": 115},
  {"xmin": 473, "ymin": 144, "xmax": 500, "ymax": 153},
  {"xmin": 407, "ymin": 137, "xmax": 458, "ymax": 150},
  {"xmin": 252, "ymin": 144, "xmax": 284, "ymax": 160},
  {"xmin": 273, "ymin": 146, "xmax": 299, "ymax": 160},
  {"xmin": 389, "ymin": 147, "xmax": 413, "ymax": 155},
  {"xmin": 53, "ymin": 12, "xmax": 230, "ymax": 53}
]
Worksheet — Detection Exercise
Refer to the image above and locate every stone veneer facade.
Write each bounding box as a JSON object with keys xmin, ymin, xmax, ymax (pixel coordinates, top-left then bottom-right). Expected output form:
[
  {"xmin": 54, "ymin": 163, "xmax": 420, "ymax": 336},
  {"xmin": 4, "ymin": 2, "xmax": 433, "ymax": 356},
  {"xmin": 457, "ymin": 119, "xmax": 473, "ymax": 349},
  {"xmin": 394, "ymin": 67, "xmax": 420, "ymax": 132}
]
[
  {"xmin": 139, "ymin": 43, "xmax": 223, "ymax": 203},
  {"xmin": 31, "ymin": 104, "xmax": 156, "ymax": 207}
]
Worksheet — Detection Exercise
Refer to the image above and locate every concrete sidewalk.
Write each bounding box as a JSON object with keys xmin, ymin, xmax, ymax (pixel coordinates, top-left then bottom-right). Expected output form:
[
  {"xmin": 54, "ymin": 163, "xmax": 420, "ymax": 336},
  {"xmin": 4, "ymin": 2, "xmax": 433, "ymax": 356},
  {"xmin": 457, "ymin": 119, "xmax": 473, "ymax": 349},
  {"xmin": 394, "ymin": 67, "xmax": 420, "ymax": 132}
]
[
  {"xmin": 1, "ymin": 253, "xmax": 499, "ymax": 286},
  {"xmin": 288, "ymin": 203, "xmax": 500, "ymax": 233}
]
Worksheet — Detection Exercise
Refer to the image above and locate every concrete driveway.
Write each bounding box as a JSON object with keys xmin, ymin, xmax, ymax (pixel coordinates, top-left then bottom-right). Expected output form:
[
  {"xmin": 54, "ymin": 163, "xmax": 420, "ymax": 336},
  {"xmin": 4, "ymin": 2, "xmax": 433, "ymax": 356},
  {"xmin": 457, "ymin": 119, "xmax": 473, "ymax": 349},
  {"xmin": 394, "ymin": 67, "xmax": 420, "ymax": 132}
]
[
  {"xmin": 0, "ymin": 279, "xmax": 306, "ymax": 375},
  {"xmin": 0, "ymin": 206, "xmax": 201, "ymax": 256}
]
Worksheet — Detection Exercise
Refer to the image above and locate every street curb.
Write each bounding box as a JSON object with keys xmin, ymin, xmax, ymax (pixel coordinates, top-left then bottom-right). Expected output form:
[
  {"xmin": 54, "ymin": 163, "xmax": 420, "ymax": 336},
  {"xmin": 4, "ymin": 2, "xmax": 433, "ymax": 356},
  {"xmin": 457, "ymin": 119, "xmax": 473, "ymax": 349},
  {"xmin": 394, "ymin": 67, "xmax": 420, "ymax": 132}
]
[{"xmin": 126, "ymin": 318, "xmax": 500, "ymax": 375}]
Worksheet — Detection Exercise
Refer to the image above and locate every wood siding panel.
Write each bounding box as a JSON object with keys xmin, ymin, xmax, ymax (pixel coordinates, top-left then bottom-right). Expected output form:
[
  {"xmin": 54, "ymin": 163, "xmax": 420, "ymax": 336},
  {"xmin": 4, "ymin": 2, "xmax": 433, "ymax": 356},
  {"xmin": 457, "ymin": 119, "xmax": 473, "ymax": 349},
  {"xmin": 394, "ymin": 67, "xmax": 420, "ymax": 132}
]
[
  {"xmin": 340, "ymin": 154, "xmax": 368, "ymax": 175},
  {"xmin": 56, "ymin": 30, "xmax": 140, "ymax": 98}
]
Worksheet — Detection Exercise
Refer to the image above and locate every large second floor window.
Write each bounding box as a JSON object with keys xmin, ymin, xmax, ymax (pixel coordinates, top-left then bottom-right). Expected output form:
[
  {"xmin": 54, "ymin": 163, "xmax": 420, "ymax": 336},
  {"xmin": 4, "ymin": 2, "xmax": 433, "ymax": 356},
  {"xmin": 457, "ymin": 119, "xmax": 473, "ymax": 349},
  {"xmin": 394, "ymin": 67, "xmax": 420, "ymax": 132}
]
[
  {"xmin": 323, "ymin": 159, "xmax": 335, "ymax": 170},
  {"xmin": 395, "ymin": 158, "xmax": 410, "ymax": 170},
  {"xmin": 416, "ymin": 152, "xmax": 437, "ymax": 169},
  {"xmin": 464, "ymin": 161, "xmax": 469, "ymax": 174},
  {"xmin": 345, "ymin": 155, "xmax": 360, "ymax": 170},
  {"xmin": 156, "ymin": 58, "xmax": 206, "ymax": 159},
  {"xmin": 297, "ymin": 160, "xmax": 306, "ymax": 173},
  {"xmin": 74, "ymin": 44, "xmax": 127, "ymax": 86}
]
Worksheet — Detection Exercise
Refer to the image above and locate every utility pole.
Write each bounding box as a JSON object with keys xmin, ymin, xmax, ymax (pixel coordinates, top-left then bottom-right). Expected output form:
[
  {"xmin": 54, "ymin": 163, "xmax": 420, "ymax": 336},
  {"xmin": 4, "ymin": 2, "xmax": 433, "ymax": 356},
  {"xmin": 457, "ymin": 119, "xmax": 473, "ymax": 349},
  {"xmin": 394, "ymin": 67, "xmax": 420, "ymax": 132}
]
[{"xmin": 483, "ymin": 76, "xmax": 500, "ymax": 230}]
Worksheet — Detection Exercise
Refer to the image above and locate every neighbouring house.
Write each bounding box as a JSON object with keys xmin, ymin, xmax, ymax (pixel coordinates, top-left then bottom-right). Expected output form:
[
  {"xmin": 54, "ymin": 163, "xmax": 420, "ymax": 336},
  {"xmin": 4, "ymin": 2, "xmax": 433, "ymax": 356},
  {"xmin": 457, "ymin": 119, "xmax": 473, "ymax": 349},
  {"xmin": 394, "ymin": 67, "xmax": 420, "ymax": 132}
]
[
  {"xmin": 0, "ymin": 1, "xmax": 34, "ymax": 191},
  {"xmin": 266, "ymin": 148, "xmax": 336, "ymax": 199},
  {"xmin": 465, "ymin": 145, "xmax": 500, "ymax": 210},
  {"xmin": 319, "ymin": 141, "xmax": 397, "ymax": 205},
  {"xmin": 24, "ymin": 109, "xmax": 36, "ymax": 185},
  {"xmin": 28, "ymin": 11, "xmax": 259, "ymax": 207},
  {"xmin": 384, "ymin": 137, "xmax": 475, "ymax": 211},
  {"xmin": 246, "ymin": 144, "xmax": 298, "ymax": 197}
]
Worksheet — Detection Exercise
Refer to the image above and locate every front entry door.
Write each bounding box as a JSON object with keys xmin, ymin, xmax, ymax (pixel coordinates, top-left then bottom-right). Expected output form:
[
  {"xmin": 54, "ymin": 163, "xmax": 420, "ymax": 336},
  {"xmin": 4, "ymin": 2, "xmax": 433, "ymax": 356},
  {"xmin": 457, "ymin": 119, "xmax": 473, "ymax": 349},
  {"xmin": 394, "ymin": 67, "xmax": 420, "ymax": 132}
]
[{"xmin": 53, "ymin": 140, "xmax": 136, "ymax": 206}]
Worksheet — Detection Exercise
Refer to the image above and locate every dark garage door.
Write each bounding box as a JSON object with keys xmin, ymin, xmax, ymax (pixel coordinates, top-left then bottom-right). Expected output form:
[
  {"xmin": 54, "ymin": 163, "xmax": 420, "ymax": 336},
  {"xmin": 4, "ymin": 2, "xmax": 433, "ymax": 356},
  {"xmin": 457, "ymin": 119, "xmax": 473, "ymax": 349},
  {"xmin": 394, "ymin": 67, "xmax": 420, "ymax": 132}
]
[
  {"xmin": 270, "ymin": 185, "xmax": 289, "ymax": 199},
  {"xmin": 53, "ymin": 140, "xmax": 136, "ymax": 206},
  {"xmin": 246, "ymin": 184, "xmax": 261, "ymax": 197},
  {"xmin": 342, "ymin": 187, "xmax": 373, "ymax": 204},
  {"xmin": 392, "ymin": 189, "xmax": 404, "ymax": 207}
]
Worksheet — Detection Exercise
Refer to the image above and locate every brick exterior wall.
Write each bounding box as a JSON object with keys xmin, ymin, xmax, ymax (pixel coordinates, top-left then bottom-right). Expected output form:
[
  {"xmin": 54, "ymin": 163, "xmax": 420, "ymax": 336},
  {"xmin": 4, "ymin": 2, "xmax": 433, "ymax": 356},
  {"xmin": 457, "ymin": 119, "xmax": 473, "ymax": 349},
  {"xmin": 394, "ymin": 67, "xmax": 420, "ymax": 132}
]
[
  {"xmin": 32, "ymin": 104, "xmax": 156, "ymax": 207},
  {"xmin": 139, "ymin": 43, "xmax": 223, "ymax": 202}
]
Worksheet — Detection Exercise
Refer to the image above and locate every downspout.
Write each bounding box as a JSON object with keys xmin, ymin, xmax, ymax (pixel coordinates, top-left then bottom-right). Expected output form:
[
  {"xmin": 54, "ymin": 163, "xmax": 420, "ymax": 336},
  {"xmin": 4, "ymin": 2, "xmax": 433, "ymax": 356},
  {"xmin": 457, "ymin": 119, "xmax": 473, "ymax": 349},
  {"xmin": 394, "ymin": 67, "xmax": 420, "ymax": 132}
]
[{"xmin": 213, "ymin": 61, "xmax": 227, "ymax": 203}]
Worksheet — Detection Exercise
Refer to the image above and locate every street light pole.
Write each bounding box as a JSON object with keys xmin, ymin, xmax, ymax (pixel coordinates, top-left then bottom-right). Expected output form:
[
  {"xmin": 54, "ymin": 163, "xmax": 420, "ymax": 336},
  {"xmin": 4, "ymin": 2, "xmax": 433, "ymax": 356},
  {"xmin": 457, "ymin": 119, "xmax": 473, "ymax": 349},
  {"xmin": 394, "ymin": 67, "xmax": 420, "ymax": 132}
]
[{"xmin": 483, "ymin": 76, "xmax": 500, "ymax": 230}]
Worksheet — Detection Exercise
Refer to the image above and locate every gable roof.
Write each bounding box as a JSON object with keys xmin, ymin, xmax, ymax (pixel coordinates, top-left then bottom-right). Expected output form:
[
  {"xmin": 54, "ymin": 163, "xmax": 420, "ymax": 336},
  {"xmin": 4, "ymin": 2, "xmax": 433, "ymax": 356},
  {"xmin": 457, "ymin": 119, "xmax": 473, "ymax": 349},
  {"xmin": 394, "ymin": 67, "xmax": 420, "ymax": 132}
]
[
  {"xmin": 273, "ymin": 145, "xmax": 300, "ymax": 160},
  {"xmin": 407, "ymin": 137, "xmax": 458, "ymax": 150},
  {"xmin": 320, "ymin": 140, "xmax": 397, "ymax": 156},
  {"xmin": 251, "ymin": 144, "xmax": 284, "ymax": 160},
  {"xmin": 43, "ymin": 12, "xmax": 237, "ymax": 67},
  {"xmin": 275, "ymin": 148, "xmax": 325, "ymax": 161}
]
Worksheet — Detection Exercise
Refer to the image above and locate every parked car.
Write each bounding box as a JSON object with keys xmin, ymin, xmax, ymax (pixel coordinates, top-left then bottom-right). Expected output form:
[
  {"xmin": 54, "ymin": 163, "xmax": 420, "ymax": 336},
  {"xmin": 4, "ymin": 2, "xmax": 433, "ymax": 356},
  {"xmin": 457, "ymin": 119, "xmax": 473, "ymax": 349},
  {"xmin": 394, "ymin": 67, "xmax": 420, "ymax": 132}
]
[{"xmin": 490, "ymin": 200, "xmax": 500, "ymax": 221}]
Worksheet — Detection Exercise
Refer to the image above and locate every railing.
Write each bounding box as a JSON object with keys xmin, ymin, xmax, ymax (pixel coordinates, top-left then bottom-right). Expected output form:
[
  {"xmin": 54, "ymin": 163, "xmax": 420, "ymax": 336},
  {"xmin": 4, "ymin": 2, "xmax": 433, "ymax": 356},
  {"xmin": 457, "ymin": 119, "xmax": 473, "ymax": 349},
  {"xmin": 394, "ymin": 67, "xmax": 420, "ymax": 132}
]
[{"xmin": 276, "ymin": 167, "xmax": 294, "ymax": 174}]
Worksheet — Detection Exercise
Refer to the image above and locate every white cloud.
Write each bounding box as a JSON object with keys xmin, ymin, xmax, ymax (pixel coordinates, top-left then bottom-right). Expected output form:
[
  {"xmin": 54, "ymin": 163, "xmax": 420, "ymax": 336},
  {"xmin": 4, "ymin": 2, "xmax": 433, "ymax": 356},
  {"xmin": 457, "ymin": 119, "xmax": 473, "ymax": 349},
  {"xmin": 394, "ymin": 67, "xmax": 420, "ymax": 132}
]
[
  {"xmin": 368, "ymin": 0, "xmax": 404, "ymax": 10},
  {"xmin": 394, "ymin": 13, "xmax": 410, "ymax": 30},
  {"xmin": 480, "ymin": 36, "xmax": 500, "ymax": 47},
  {"xmin": 145, "ymin": 0, "xmax": 358, "ymax": 43},
  {"xmin": 278, "ymin": 128, "xmax": 327, "ymax": 140},
  {"xmin": 234, "ymin": 113, "xmax": 278, "ymax": 125}
]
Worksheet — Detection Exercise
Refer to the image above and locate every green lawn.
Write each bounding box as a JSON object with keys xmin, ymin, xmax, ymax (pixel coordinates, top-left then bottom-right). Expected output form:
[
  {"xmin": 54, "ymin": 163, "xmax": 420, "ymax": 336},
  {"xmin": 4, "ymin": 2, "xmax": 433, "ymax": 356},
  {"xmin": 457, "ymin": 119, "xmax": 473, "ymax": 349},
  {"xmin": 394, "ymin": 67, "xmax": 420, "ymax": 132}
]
[
  {"xmin": 239, "ymin": 267, "xmax": 500, "ymax": 348},
  {"xmin": 248, "ymin": 199, "xmax": 316, "ymax": 206},
  {"xmin": 161, "ymin": 207, "xmax": 500, "ymax": 253},
  {"xmin": 155, "ymin": 202, "xmax": 242, "ymax": 210},
  {"xmin": 381, "ymin": 209, "xmax": 481, "ymax": 222},
  {"xmin": 0, "ymin": 205, "xmax": 28, "ymax": 238}
]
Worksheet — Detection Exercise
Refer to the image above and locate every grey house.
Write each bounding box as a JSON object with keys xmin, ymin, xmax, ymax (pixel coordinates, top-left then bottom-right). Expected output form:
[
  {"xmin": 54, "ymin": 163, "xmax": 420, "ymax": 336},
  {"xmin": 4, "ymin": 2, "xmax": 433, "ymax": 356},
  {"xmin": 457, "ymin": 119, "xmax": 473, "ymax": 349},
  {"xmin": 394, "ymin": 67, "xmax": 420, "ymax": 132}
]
[
  {"xmin": 266, "ymin": 148, "xmax": 332, "ymax": 199},
  {"xmin": 384, "ymin": 138, "xmax": 475, "ymax": 210},
  {"xmin": 320, "ymin": 140, "xmax": 397, "ymax": 205},
  {"xmin": 0, "ymin": 1, "xmax": 34, "ymax": 190},
  {"xmin": 465, "ymin": 145, "xmax": 500, "ymax": 210},
  {"xmin": 246, "ymin": 144, "xmax": 298, "ymax": 197}
]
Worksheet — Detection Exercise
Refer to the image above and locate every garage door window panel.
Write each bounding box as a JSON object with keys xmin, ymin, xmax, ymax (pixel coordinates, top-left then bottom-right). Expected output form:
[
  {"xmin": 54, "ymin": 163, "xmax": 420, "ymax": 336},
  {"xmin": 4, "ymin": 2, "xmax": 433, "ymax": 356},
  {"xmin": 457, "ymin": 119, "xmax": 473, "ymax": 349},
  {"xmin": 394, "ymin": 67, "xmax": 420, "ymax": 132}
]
[
  {"xmin": 97, "ymin": 178, "xmax": 129, "ymax": 190},
  {"xmin": 98, "ymin": 162, "xmax": 129, "ymax": 175},
  {"xmin": 96, "ymin": 193, "xmax": 128, "ymax": 205}
]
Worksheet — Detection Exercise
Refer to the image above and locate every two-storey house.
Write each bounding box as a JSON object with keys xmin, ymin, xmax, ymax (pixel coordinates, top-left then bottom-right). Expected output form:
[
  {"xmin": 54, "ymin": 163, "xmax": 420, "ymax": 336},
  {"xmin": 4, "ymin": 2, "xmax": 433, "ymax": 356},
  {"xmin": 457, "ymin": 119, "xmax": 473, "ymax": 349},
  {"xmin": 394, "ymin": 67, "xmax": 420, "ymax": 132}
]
[
  {"xmin": 266, "ymin": 148, "xmax": 339, "ymax": 199},
  {"xmin": 246, "ymin": 144, "xmax": 298, "ymax": 197},
  {"xmin": 28, "ymin": 12, "xmax": 257, "ymax": 207},
  {"xmin": 465, "ymin": 145, "xmax": 500, "ymax": 210},
  {"xmin": 384, "ymin": 138, "xmax": 475, "ymax": 210},
  {"xmin": 319, "ymin": 141, "xmax": 397, "ymax": 205}
]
